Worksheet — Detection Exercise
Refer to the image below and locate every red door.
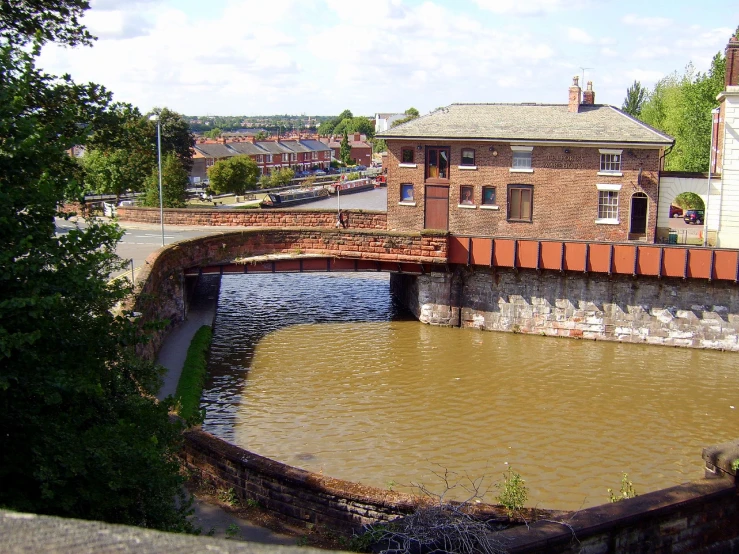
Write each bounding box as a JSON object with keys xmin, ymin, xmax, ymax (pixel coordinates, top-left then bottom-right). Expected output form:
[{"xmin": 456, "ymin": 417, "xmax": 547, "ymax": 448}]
[{"xmin": 425, "ymin": 185, "xmax": 449, "ymax": 230}]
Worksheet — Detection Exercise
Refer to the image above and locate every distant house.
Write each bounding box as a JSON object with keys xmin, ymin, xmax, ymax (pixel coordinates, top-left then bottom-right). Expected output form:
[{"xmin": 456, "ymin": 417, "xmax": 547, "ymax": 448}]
[
  {"xmin": 321, "ymin": 133, "xmax": 372, "ymax": 167},
  {"xmin": 375, "ymin": 113, "xmax": 405, "ymax": 133},
  {"xmin": 377, "ymin": 78, "xmax": 673, "ymax": 242}
]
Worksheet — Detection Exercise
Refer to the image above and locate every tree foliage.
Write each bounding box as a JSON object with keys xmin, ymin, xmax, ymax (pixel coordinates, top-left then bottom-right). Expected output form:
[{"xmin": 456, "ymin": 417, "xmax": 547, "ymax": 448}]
[
  {"xmin": 142, "ymin": 151, "xmax": 189, "ymax": 207},
  {"xmin": 639, "ymin": 53, "xmax": 726, "ymax": 171},
  {"xmin": 391, "ymin": 107, "xmax": 421, "ymax": 128},
  {"xmin": 622, "ymin": 81, "xmax": 648, "ymax": 117},
  {"xmin": 263, "ymin": 167, "xmax": 295, "ymax": 188},
  {"xmin": 203, "ymin": 127, "xmax": 222, "ymax": 139},
  {"xmin": 317, "ymin": 108, "xmax": 357, "ymax": 136},
  {"xmin": 0, "ymin": 0, "xmax": 94, "ymax": 46},
  {"xmin": 0, "ymin": 42, "xmax": 191, "ymax": 531},
  {"xmin": 148, "ymin": 107, "xmax": 195, "ymax": 172},
  {"xmin": 207, "ymin": 155, "xmax": 260, "ymax": 195},
  {"xmin": 340, "ymin": 130, "xmax": 352, "ymax": 164},
  {"xmin": 674, "ymin": 191, "xmax": 705, "ymax": 210},
  {"xmin": 333, "ymin": 116, "xmax": 375, "ymax": 139}
]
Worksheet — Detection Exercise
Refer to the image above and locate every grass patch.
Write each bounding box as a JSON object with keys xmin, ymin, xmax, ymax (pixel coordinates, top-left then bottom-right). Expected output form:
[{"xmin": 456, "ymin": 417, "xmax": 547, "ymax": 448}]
[{"xmin": 174, "ymin": 325, "xmax": 212, "ymax": 423}]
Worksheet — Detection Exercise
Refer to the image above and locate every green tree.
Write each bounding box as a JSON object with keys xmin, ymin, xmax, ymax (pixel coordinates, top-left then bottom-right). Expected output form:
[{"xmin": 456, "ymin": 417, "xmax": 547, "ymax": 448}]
[
  {"xmin": 148, "ymin": 107, "xmax": 195, "ymax": 172},
  {"xmin": 0, "ymin": 42, "xmax": 191, "ymax": 531},
  {"xmin": 333, "ymin": 116, "xmax": 375, "ymax": 139},
  {"xmin": 266, "ymin": 167, "xmax": 295, "ymax": 188},
  {"xmin": 142, "ymin": 151, "xmax": 189, "ymax": 207},
  {"xmin": 255, "ymin": 130, "xmax": 268, "ymax": 141},
  {"xmin": 674, "ymin": 191, "xmax": 705, "ymax": 210},
  {"xmin": 203, "ymin": 127, "xmax": 222, "ymax": 139},
  {"xmin": 340, "ymin": 130, "xmax": 352, "ymax": 164},
  {"xmin": 207, "ymin": 155, "xmax": 260, "ymax": 195},
  {"xmin": 82, "ymin": 148, "xmax": 149, "ymax": 202},
  {"xmin": 391, "ymin": 107, "xmax": 420, "ymax": 128},
  {"xmin": 0, "ymin": 0, "xmax": 94, "ymax": 46},
  {"xmin": 640, "ymin": 52, "xmax": 726, "ymax": 171},
  {"xmin": 622, "ymin": 80, "xmax": 648, "ymax": 117}
]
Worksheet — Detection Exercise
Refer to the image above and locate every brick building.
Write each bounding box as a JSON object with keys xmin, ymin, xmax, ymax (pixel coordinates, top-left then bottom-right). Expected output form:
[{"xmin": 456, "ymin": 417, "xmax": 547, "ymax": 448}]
[
  {"xmin": 321, "ymin": 133, "xmax": 372, "ymax": 167},
  {"xmin": 377, "ymin": 79, "xmax": 674, "ymax": 242}
]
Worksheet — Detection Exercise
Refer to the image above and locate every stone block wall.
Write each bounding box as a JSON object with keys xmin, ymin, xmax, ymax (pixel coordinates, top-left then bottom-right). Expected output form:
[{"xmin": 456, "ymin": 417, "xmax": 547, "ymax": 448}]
[
  {"xmin": 398, "ymin": 266, "xmax": 739, "ymax": 350},
  {"xmin": 116, "ymin": 206, "xmax": 387, "ymax": 230}
]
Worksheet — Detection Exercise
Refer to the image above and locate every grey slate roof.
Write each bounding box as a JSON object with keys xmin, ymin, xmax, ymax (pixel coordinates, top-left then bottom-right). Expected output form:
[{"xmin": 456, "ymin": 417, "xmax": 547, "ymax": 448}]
[
  {"xmin": 255, "ymin": 141, "xmax": 293, "ymax": 155},
  {"xmin": 377, "ymin": 103, "xmax": 674, "ymax": 146},
  {"xmin": 228, "ymin": 142, "xmax": 269, "ymax": 156},
  {"xmin": 193, "ymin": 143, "xmax": 238, "ymax": 158},
  {"xmin": 279, "ymin": 140, "xmax": 312, "ymax": 153},
  {"xmin": 299, "ymin": 139, "xmax": 332, "ymax": 152}
]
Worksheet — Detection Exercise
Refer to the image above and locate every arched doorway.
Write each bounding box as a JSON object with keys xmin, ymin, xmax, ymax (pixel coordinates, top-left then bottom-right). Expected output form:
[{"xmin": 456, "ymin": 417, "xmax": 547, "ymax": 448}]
[{"xmin": 630, "ymin": 192, "xmax": 648, "ymax": 238}]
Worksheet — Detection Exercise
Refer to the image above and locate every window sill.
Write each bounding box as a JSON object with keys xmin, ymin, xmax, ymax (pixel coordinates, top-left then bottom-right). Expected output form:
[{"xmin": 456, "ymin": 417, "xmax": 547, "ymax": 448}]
[
  {"xmin": 458, "ymin": 204, "xmax": 476, "ymax": 209},
  {"xmin": 509, "ymin": 168, "xmax": 534, "ymax": 173},
  {"xmin": 597, "ymin": 171, "xmax": 623, "ymax": 177},
  {"xmin": 480, "ymin": 204, "xmax": 500, "ymax": 210},
  {"xmin": 595, "ymin": 218, "xmax": 620, "ymax": 225},
  {"xmin": 458, "ymin": 165, "xmax": 477, "ymax": 170},
  {"xmin": 399, "ymin": 163, "xmax": 417, "ymax": 168},
  {"xmin": 398, "ymin": 201, "xmax": 417, "ymax": 206}
]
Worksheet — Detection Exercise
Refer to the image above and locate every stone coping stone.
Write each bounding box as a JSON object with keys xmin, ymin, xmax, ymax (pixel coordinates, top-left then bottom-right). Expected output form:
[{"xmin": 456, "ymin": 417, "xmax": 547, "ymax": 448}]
[
  {"xmin": 497, "ymin": 478, "xmax": 735, "ymax": 552},
  {"xmin": 703, "ymin": 439, "xmax": 739, "ymax": 477},
  {"xmin": 0, "ymin": 510, "xmax": 329, "ymax": 554}
]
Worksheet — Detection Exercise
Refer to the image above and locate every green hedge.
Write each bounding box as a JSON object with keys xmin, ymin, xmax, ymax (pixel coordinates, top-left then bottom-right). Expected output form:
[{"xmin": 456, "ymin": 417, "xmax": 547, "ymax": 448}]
[{"xmin": 174, "ymin": 325, "xmax": 212, "ymax": 423}]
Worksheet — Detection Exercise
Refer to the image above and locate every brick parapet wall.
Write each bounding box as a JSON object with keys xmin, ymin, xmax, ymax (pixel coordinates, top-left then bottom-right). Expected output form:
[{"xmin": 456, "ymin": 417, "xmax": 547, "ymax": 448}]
[{"xmin": 116, "ymin": 206, "xmax": 387, "ymax": 230}]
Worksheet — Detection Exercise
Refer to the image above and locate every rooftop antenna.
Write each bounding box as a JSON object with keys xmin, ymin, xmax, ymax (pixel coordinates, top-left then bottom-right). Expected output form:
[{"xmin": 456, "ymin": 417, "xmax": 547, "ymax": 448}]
[{"xmin": 580, "ymin": 67, "xmax": 594, "ymax": 86}]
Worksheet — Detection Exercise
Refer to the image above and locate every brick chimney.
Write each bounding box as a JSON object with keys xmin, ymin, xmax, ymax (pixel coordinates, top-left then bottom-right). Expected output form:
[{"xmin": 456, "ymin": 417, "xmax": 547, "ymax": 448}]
[
  {"xmin": 727, "ymin": 33, "xmax": 739, "ymax": 87},
  {"xmin": 582, "ymin": 81, "xmax": 595, "ymax": 105},
  {"xmin": 568, "ymin": 76, "xmax": 582, "ymax": 113},
  {"xmin": 221, "ymin": 137, "xmax": 227, "ymax": 144},
  {"xmin": 353, "ymin": 132, "xmax": 361, "ymax": 142}
]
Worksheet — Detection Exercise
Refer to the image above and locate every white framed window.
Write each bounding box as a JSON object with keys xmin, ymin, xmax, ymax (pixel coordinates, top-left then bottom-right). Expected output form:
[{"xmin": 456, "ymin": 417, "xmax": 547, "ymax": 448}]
[
  {"xmin": 206, "ymin": 158, "xmax": 214, "ymax": 167},
  {"xmin": 255, "ymin": 155, "xmax": 263, "ymax": 163},
  {"xmin": 510, "ymin": 145, "xmax": 533, "ymax": 172},
  {"xmin": 596, "ymin": 183, "xmax": 621, "ymax": 223},
  {"xmin": 266, "ymin": 154, "xmax": 273, "ymax": 163},
  {"xmin": 312, "ymin": 151, "xmax": 318, "ymax": 159},
  {"xmin": 599, "ymin": 149, "xmax": 622, "ymax": 173}
]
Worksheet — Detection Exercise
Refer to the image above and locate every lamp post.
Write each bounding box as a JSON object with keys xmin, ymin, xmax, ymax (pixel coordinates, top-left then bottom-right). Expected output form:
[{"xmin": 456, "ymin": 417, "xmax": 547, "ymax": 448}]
[
  {"xmin": 704, "ymin": 107, "xmax": 720, "ymax": 247},
  {"xmin": 149, "ymin": 114, "xmax": 165, "ymax": 247}
]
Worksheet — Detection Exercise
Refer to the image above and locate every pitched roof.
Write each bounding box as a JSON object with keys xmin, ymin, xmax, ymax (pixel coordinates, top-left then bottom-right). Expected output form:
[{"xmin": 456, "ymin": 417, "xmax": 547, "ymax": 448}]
[
  {"xmin": 192, "ymin": 143, "xmax": 238, "ymax": 158},
  {"xmin": 228, "ymin": 142, "xmax": 269, "ymax": 156},
  {"xmin": 298, "ymin": 139, "xmax": 332, "ymax": 152},
  {"xmin": 255, "ymin": 141, "xmax": 293, "ymax": 155},
  {"xmin": 279, "ymin": 140, "xmax": 312, "ymax": 153},
  {"xmin": 377, "ymin": 103, "xmax": 673, "ymax": 146}
]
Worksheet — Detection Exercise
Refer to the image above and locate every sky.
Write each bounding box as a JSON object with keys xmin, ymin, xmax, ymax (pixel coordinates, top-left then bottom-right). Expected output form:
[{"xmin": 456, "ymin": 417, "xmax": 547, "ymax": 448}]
[{"xmin": 37, "ymin": 0, "xmax": 739, "ymax": 118}]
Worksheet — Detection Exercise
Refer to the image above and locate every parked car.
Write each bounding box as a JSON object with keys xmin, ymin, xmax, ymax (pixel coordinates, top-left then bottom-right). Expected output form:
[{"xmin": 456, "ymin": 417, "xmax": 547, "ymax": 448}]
[
  {"xmin": 669, "ymin": 205, "xmax": 683, "ymax": 218},
  {"xmin": 355, "ymin": 165, "xmax": 367, "ymax": 171},
  {"xmin": 684, "ymin": 209, "xmax": 704, "ymax": 224},
  {"xmin": 313, "ymin": 170, "xmax": 327, "ymax": 176}
]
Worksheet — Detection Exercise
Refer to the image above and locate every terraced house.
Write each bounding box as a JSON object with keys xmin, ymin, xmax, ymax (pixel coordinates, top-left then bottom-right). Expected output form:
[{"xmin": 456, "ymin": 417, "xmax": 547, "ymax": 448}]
[
  {"xmin": 190, "ymin": 138, "xmax": 332, "ymax": 181},
  {"xmin": 378, "ymin": 79, "xmax": 674, "ymax": 242}
]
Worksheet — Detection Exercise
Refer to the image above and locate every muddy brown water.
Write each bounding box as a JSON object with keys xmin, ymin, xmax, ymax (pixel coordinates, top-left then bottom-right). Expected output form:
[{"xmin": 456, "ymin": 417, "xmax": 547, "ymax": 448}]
[{"xmin": 201, "ymin": 273, "xmax": 739, "ymax": 511}]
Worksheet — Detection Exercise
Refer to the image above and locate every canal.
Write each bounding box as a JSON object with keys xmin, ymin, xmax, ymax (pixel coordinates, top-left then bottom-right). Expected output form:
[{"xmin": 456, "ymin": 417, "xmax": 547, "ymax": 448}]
[{"xmin": 201, "ymin": 272, "xmax": 739, "ymax": 512}]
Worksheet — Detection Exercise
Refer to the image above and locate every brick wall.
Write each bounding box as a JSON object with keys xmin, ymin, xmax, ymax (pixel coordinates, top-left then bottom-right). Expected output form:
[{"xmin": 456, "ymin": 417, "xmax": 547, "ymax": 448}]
[
  {"xmin": 117, "ymin": 207, "xmax": 387, "ymax": 230},
  {"xmin": 386, "ymin": 141, "xmax": 660, "ymax": 242}
]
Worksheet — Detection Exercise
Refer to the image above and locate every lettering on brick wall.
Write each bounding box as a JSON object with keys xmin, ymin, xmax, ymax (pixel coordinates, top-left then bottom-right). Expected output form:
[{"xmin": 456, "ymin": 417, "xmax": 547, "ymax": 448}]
[{"xmin": 538, "ymin": 155, "xmax": 588, "ymax": 169}]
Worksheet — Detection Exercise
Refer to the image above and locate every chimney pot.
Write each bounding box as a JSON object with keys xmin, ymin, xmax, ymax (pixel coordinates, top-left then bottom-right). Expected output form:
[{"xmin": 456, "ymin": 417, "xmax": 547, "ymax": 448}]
[
  {"xmin": 568, "ymin": 76, "xmax": 582, "ymax": 113},
  {"xmin": 582, "ymin": 81, "xmax": 595, "ymax": 105}
]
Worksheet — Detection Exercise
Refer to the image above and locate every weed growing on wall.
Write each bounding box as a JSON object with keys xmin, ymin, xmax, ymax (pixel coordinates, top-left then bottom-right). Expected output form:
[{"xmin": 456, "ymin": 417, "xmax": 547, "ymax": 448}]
[
  {"xmin": 174, "ymin": 325, "xmax": 213, "ymax": 423},
  {"xmin": 495, "ymin": 468, "xmax": 528, "ymax": 517},
  {"xmin": 608, "ymin": 473, "xmax": 638, "ymax": 503}
]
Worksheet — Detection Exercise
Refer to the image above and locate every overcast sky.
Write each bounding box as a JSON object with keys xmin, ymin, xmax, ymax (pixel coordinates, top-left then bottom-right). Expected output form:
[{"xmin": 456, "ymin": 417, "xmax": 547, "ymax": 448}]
[{"xmin": 37, "ymin": 0, "xmax": 738, "ymax": 117}]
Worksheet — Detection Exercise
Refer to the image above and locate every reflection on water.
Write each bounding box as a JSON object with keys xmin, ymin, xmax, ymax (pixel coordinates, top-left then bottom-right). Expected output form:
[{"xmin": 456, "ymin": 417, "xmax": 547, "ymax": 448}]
[{"xmin": 202, "ymin": 273, "xmax": 739, "ymax": 511}]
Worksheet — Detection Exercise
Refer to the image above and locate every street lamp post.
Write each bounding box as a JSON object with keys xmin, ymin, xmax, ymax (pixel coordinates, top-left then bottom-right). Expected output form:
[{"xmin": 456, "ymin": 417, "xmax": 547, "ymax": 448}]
[
  {"xmin": 704, "ymin": 107, "xmax": 721, "ymax": 247},
  {"xmin": 149, "ymin": 114, "xmax": 165, "ymax": 247}
]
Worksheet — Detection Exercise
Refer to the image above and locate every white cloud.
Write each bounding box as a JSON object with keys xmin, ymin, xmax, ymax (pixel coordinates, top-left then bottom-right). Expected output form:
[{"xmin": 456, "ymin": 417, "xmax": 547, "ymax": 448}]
[
  {"xmin": 621, "ymin": 14, "xmax": 672, "ymax": 29},
  {"xmin": 600, "ymin": 47, "xmax": 619, "ymax": 57},
  {"xmin": 83, "ymin": 10, "xmax": 152, "ymax": 39},
  {"xmin": 474, "ymin": 0, "xmax": 567, "ymax": 15},
  {"xmin": 567, "ymin": 27, "xmax": 593, "ymax": 44}
]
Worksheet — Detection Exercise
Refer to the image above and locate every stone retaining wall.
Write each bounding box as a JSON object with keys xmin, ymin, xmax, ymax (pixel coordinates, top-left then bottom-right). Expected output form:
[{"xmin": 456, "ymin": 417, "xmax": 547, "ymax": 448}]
[
  {"xmin": 394, "ymin": 267, "xmax": 739, "ymax": 350},
  {"xmin": 116, "ymin": 206, "xmax": 387, "ymax": 230}
]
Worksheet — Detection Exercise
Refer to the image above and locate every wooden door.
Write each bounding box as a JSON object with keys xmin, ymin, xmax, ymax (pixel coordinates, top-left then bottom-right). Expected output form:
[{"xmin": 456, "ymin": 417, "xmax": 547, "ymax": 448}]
[
  {"xmin": 630, "ymin": 193, "xmax": 648, "ymax": 235},
  {"xmin": 425, "ymin": 185, "xmax": 449, "ymax": 230}
]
